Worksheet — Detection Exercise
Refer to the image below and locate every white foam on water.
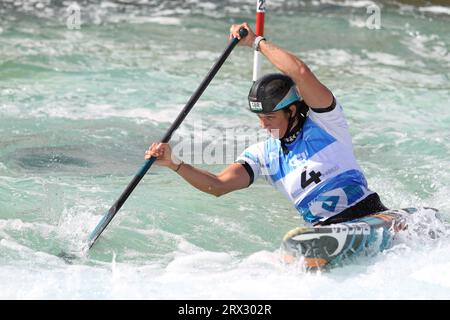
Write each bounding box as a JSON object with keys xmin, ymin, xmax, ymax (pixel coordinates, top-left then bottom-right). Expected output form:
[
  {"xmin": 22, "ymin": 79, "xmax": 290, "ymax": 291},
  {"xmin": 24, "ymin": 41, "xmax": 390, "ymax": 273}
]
[
  {"xmin": 401, "ymin": 31, "xmax": 450, "ymax": 63},
  {"xmin": 411, "ymin": 261, "xmax": 450, "ymax": 288},
  {"xmin": 316, "ymin": 0, "xmax": 379, "ymax": 9},
  {"xmin": 418, "ymin": 6, "xmax": 450, "ymax": 16},
  {"xmin": 348, "ymin": 18, "xmax": 368, "ymax": 29},
  {"xmin": 1, "ymin": 210, "xmax": 449, "ymax": 300},
  {"xmin": 0, "ymin": 162, "xmax": 8, "ymax": 173},
  {"xmin": 165, "ymin": 251, "xmax": 235, "ymax": 275},
  {"xmin": 128, "ymin": 16, "xmax": 182, "ymax": 26},
  {"xmin": 25, "ymin": 103, "xmax": 184, "ymax": 124},
  {"xmin": 306, "ymin": 49, "xmax": 365, "ymax": 67},
  {"xmin": 0, "ymin": 218, "xmax": 54, "ymax": 235},
  {"xmin": 362, "ymin": 51, "xmax": 407, "ymax": 67},
  {"xmin": 56, "ymin": 206, "xmax": 100, "ymax": 253}
]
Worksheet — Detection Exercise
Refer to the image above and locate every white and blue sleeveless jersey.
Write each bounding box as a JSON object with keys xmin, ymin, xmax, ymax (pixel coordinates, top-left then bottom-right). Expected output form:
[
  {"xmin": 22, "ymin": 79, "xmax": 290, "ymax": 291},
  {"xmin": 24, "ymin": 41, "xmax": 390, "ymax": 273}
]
[{"xmin": 236, "ymin": 98, "xmax": 374, "ymax": 225}]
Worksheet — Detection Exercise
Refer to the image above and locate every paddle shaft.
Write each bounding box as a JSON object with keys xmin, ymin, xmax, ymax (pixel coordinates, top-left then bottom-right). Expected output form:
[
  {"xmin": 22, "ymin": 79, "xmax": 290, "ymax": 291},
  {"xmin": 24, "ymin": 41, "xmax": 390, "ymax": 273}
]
[
  {"xmin": 88, "ymin": 28, "xmax": 248, "ymax": 249},
  {"xmin": 253, "ymin": 0, "xmax": 266, "ymax": 81}
]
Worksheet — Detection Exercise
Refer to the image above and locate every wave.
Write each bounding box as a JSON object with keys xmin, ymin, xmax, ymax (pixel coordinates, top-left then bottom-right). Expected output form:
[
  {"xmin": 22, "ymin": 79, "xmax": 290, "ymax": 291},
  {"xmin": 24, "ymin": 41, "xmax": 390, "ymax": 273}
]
[
  {"xmin": 418, "ymin": 5, "xmax": 450, "ymax": 15},
  {"xmin": 1, "ymin": 0, "xmax": 449, "ymax": 25}
]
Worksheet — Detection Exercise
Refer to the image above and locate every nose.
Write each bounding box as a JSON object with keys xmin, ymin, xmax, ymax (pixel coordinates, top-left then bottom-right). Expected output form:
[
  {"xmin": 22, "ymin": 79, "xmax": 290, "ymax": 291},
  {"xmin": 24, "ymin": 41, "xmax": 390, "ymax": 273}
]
[{"xmin": 259, "ymin": 117, "xmax": 270, "ymax": 129}]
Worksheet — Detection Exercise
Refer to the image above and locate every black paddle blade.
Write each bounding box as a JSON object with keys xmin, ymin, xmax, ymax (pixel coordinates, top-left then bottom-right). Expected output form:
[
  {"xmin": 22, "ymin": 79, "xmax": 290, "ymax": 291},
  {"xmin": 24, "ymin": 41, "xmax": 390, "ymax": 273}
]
[{"xmin": 57, "ymin": 250, "xmax": 79, "ymax": 264}]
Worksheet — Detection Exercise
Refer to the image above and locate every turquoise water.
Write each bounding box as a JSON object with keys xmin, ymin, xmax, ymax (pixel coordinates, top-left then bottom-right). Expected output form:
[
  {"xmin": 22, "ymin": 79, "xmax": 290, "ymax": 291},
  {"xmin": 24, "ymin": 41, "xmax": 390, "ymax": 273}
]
[{"xmin": 1, "ymin": 0, "xmax": 450, "ymax": 299}]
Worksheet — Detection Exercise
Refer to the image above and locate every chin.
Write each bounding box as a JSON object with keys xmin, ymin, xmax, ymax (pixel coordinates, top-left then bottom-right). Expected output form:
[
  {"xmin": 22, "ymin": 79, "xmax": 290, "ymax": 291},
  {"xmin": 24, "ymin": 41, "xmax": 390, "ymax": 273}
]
[{"xmin": 268, "ymin": 130, "xmax": 282, "ymax": 139}]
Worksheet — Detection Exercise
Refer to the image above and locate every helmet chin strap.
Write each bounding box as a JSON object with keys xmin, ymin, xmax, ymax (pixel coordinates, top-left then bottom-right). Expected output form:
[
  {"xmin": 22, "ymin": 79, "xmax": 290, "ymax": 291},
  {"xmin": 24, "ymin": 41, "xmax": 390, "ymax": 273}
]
[{"xmin": 280, "ymin": 108, "xmax": 307, "ymax": 154}]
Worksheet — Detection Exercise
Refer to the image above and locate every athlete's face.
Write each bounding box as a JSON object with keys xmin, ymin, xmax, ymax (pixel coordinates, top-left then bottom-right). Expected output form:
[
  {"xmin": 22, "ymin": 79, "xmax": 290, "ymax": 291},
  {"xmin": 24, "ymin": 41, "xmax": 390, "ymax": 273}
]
[
  {"xmin": 257, "ymin": 110, "xmax": 290, "ymax": 139},
  {"xmin": 257, "ymin": 105, "xmax": 296, "ymax": 139}
]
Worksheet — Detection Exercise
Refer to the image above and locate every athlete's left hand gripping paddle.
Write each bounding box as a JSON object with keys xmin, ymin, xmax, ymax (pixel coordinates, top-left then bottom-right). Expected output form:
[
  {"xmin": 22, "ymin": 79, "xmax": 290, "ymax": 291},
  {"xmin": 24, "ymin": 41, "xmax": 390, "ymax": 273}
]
[{"xmin": 86, "ymin": 28, "xmax": 248, "ymax": 251}]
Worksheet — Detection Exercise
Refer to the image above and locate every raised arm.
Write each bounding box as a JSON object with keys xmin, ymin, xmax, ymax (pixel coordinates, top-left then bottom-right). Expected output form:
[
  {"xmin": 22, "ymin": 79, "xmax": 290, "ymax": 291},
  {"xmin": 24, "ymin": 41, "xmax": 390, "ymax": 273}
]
[{"xmin": 230, "ymin": 22, "xmax": 334, "ymax": 109}]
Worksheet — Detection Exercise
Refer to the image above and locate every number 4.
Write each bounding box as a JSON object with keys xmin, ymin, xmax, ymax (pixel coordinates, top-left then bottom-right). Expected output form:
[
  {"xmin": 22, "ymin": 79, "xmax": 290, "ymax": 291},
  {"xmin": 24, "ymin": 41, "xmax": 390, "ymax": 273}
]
[{"xmin": 301, "ymin": 169, "xmax": 322, "ymax": 188}]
